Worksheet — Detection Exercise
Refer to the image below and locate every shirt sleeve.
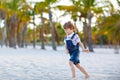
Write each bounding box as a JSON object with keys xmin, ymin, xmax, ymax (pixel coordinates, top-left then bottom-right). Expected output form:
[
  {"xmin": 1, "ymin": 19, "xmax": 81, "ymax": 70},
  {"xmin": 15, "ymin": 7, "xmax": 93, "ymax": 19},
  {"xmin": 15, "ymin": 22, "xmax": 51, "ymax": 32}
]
[
  {"xmin": 75, "ymin": 34, "xmax": 80, "ymax": 43},
  {"xmin": 72, "ymin": 34, "xmax": 81, "ymax": 45}
]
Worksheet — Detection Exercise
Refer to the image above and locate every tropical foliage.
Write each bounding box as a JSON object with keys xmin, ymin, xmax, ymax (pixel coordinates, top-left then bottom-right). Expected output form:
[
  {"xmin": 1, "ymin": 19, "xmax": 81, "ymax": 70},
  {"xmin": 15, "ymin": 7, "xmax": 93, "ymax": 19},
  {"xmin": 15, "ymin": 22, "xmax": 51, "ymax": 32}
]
[{"xmin": 0, "ymin": 0, "xmax": 119, "ymax": 53}]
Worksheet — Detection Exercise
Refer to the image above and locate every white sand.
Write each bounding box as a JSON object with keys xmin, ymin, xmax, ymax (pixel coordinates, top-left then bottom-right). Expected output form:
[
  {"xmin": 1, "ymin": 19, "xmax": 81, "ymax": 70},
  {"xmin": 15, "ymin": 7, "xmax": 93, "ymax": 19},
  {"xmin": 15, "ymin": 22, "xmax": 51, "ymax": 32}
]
[{"xmin": 0, "ymin": 46, "xmax": 120, "ymax": 80}]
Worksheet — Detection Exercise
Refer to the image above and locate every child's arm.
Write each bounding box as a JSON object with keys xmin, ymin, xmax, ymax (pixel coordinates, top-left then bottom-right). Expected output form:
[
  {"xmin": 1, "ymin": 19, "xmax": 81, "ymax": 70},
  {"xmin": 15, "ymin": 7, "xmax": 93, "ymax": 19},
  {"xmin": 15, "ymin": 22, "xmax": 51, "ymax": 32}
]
[
  {"xmin": 78, "ymin": 41, "xmax": 89, "ymax": 53},
  {"xmin": 75, "ymin": 34, "xmax": 89, "ymax": 53}
]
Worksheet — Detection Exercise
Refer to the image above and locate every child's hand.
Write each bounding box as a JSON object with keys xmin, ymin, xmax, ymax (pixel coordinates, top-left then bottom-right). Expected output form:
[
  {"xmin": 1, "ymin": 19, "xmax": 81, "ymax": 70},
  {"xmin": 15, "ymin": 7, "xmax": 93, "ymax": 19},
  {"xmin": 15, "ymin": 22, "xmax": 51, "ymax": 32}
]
[
  {"xmin": 66, "ymin": 49, "xmax": 69, "ymax": 54},
  {"xmin": 83, "ymin": 49, "xmax": 89, "ymax": 53}
]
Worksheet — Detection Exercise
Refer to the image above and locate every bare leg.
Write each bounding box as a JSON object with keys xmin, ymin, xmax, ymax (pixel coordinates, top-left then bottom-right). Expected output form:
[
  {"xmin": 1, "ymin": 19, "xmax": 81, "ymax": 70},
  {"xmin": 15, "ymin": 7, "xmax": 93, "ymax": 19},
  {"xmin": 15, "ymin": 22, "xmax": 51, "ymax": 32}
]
[
  {"xmin": 75, "ymin": 63, "xmax": 90, "ymax": 78},
  {"xmin": 69, "ymin": 61, "xmax": 76, "ymax": 78}
]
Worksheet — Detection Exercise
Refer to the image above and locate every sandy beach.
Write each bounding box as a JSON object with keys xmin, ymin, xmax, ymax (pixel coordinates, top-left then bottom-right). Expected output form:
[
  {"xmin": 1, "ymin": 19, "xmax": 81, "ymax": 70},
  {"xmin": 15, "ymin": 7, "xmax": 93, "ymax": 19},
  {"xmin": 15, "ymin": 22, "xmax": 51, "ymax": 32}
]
[{"xmin": 0, "ymin": 46, "xmax": 120, "ymax": 80}]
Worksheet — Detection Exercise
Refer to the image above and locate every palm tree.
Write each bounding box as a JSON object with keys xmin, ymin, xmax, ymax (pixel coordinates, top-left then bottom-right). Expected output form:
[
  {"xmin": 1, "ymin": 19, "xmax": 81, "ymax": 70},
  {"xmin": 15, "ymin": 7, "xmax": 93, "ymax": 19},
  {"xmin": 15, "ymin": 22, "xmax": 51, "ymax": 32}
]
[
  {"xmin": 46, "ymin": 0, "xmax": 57, "ymax": 50},
  {"xmin": 0, "ymin": 0, "xmax": 31, "ymax": 48},
  {"xmin": 97, "ymin": 1, "xmax": 120, "ymax": 53},
  {"xmin": 73, "ymin": 0, "xmax": 107, "ymax": 52},
  {"xmin": 49, "ymin": 6, "xmax": 56, "ymax": 50},
  {"xmin": 2, "ymin": 0, "xmax": 24, "ymax": 48},
  {"xmin": 98, "ymin": 14, "xmax": 120, "ymax": 53},
  {"xmin": 0, "ymin": 9, "xmax": 6, "ymax": 47},
  {"xmin": 57, "ymin": 0, "xmax": 105, "ymax": 52},
  {"xmin": 40, "ymin": 17, "xmax": 45, "ymax": 49},
  {"xmin": 32, "ymin": 4, "xmax": 36, "ymax": 48},
  {"xmin": 0, "ymin": 0, "xmax": 7, "ymax": 47},
  {"xmin": 35, "ymin": 0, "xmax": 57, "ymax": 50},
  {"xmin": 35, "ymin": 2, "xmax": 46, "ymax": 49}
]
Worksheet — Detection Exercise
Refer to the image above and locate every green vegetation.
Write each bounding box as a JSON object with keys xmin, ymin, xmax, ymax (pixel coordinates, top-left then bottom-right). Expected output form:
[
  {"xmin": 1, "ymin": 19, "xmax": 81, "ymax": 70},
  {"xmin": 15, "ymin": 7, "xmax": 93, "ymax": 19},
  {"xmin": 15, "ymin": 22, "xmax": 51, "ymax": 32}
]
[{"xmin": 0, "ymin": 0, "xmax": 119, "ymax": 53}]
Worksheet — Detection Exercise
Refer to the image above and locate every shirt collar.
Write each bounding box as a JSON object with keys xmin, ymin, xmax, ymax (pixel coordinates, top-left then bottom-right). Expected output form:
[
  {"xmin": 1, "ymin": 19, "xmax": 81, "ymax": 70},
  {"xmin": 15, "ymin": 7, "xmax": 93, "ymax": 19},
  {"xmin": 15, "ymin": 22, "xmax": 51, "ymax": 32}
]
[{"xmin": 67, "ymin": 32, "xmax": 74, "ymax": 38}]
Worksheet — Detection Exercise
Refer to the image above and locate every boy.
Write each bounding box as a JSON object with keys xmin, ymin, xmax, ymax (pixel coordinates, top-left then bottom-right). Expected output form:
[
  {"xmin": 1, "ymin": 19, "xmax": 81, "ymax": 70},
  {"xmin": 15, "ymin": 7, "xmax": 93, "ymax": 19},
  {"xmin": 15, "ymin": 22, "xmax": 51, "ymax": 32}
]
[{"xmin": 63, "ymin": 21, "xmax": 90, "ymax": 78}]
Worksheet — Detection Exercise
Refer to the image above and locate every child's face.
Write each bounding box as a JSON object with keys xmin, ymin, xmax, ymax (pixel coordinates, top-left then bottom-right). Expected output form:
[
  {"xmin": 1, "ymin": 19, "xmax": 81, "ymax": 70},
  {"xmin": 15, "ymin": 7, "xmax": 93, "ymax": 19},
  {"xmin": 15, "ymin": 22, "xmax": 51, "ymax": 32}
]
[{"xmin": 64, "ymin": 28, "xmax": 74, "ymax": 35}]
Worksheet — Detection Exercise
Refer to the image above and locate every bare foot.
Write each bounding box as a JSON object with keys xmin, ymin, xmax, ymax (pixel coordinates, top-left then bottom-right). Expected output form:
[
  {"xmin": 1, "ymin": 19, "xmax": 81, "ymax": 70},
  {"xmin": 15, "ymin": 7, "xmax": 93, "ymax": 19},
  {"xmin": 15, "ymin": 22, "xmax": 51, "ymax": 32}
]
[
  {"xmin": 72, "ymin": 75, "xmax": 76, "ymax": 78},
  {"xmin": 85, "ymin": 75, "xmax": 90, "ymax": 78}
]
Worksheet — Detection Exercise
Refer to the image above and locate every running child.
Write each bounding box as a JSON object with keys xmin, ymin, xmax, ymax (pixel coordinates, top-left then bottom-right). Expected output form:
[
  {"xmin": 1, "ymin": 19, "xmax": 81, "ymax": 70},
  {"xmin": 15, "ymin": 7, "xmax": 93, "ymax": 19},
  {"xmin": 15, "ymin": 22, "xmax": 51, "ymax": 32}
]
[{"xmin": 63, "ymin": 21, "xmax": 90, "ymax": 78}]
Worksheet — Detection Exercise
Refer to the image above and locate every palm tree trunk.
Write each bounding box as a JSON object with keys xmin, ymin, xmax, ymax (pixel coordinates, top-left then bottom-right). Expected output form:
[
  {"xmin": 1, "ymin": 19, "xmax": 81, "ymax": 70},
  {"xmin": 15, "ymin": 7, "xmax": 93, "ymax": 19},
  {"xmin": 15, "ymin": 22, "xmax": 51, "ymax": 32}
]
[
  {"xmin": 0, "ymin": 19, "xmax": 5, "ymax": 47},
  {"xmin": 87, "ymin": 11, "xmax": 94, "ymax": 52},
  {"xmin": 33, "ymin": 7, "xmax": 36, "ymax": 48},
  {"xmin": 33, "ymin": 26, "xmax": 36, "ymax": 48},
  {"xmin": 24, "ymin": 24, "xmax": 28, "ymax": 48},
  {"xmin": 9, "ymin": 23, "xmax": 13, "ymax": 47},
  {"xmin": 49, "ymin": 7, "xmax": 56, "ymax": 50},
  {"xmin": 10, "ymin": 23, "xmax": 16, "ymax": 48},
  {"xmin": 19, "ymin": 26, "xmax": 24, "ymax": 48},
  {"xmin": 9, "ymin": 15, "xmax": 17, "ymax": 48},
  {"xmin": 40, "ymin": 15, "xmax": 45, "ymax": 49},
  {"xmin": 4, "ymin": 17, "xmax": 8, "ymax": 47},
  {"xmin": 0, "ymin": 9, "xmax": 6, "ymax": 47},
  {"xmin": 17, "ymin": 22, "xmax": 20, "ymax": 47},
  {"xmin": 54, "ymin": 25, "xmax": 60, "ymax": 45},
  {"xmin": 83, "ymin": 21, "xmax": 88, "ymax": 49},
  {"xmin": 0, "ymin": 19, "xmax": 3, "ymax": 47},
  {"xmin": 32, "ymin": 14, "xmax": 36, "ymax": 48}
]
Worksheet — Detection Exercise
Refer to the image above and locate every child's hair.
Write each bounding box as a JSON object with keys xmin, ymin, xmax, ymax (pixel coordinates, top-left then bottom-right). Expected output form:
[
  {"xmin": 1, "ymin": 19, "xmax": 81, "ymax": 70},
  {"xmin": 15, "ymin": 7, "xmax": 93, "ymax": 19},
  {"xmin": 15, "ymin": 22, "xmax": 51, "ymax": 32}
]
[{"xmin": 63, "ymin": 21, "xmax": 75, "ymax": 30}]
